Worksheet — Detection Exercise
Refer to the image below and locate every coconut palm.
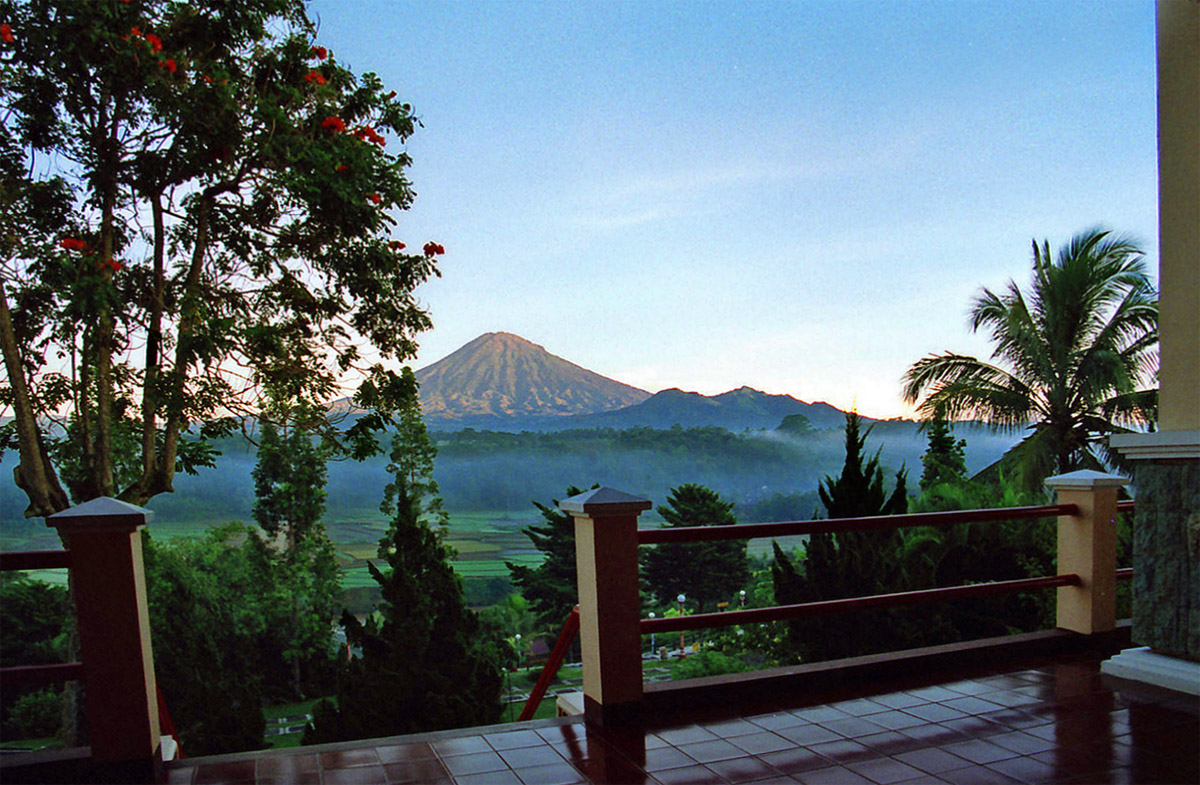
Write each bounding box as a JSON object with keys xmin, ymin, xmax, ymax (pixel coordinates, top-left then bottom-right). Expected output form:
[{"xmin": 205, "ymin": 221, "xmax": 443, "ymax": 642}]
[{"xmin": 902, "ymin": 229, "xmax": 1157, "ymax": 493}]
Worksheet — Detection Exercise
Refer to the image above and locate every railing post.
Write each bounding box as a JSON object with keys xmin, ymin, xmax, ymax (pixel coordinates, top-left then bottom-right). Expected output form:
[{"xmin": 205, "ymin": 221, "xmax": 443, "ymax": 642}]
[
  {"xmin": 47, "ymin": 497, "xmax": 161, "ymax": 780},
  {"xmin": 1045, "ymin": 470, "xmax": 1129, "ymax": 635},
  {"xmin": 560, "ymin": 487, "xmax": 652, "ymax": 726}
]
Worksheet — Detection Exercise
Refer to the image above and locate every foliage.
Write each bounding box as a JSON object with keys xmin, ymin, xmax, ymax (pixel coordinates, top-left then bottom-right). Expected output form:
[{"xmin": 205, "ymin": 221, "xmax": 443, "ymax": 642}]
[
  {"xmin": 0, "ymin": 0, "xmax": 442, "ymax": 517},
  {"xmin": 671, "ymin": 650, "xmax": 749, "ymax": 680},
  {"xmin": 642, "ymin": 484, "xmax": 750, "ymax": 614},
  {"xmin": 919, "ymin": 414, "xmax": 967, "ymax": 492},
  {"xmin": 772, "ymin": 412, "xmax": 913, "ymax": 662},
  {"xmin": 305, "ymin": 385, "xmax": 502, "ymax": 743},
  {"xmin": 0, "ymin": 573, "xmax": 69, "ymax": 741},
  {"xmin": 251, "ymin": 406, "xmax": 340, "ymax": 700},
  {"xmin": 776, "ymin": 413, "xmax": 813, "ymax": 435},
  {"xmin": 506, "ymin": 485, "xmax": 594, "ymax": 632},
  {"xmin": 142, "ymin": 526, "xmax": 268, "ymax": 755},
  {"xmin": 903, "ymin": 229, "xmax": 1157, "ymax": 493},
  {"xmin": 4, "ymin": 688, "xmax": 62, "ymax": 740},
  {"xmin": 0, "ymin": 572, "xmax": 68, "ymax": 666}
]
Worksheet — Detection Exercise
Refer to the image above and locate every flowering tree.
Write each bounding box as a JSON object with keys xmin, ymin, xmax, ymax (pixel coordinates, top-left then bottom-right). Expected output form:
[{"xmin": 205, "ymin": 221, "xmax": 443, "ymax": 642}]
[{"xmin": 1, "ymin": 0, "xmax": 444, "ymax": 516}]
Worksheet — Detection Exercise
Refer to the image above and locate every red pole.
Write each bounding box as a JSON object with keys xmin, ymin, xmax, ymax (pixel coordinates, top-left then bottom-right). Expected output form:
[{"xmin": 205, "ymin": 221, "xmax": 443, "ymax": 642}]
[{"xmin": 518, "ymin": 606, "xmax": 580, "ymax": 722}]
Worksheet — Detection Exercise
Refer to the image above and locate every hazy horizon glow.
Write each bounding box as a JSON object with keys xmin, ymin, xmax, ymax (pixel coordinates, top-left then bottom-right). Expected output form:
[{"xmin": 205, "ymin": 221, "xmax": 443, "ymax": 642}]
[{"xmin": 313, "ymin": 0, "xmax": 1158, "ymax": 419}]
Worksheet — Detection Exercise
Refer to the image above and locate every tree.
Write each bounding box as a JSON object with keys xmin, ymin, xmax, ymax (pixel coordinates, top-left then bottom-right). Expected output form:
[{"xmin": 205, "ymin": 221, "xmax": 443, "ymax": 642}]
[
  {"xmin": 305, "ymin": 379, "xmax": 501, "ymax": 743},
  {"xmin": 142, "ymin": 525, "xmax": 269, "ymax": 756},
  {"xmin": 918, "ymin": 414, "xmax": 967, "ymax": 492},
  {"xmin": 641, "ymin": 484, "xmax": 750, "ymax": 614},
  {"xmin": 506, "ymin": 485, "xmax": 594, "ymax": 632},
  {"xmin": 251, "ymin": 407, "xmax": 340, "ymax": 700},
  {"xmin": 902, "ymin": 229, "xmax": 1157, "ymax": 493},
  {"xmin": 1, "ymin": 0, "xmax": 443, "ymax": 518},
  {"xmin": 772, "ymin": 412, "xmax": 913, "ymax": 661}
]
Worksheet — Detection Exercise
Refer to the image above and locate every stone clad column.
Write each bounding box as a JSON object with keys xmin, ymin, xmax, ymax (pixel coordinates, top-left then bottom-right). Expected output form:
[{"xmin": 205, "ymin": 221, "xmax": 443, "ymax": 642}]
[
  {"xmin": 47, "ymin": 497, "xmax": 161, "ymax": 777},
  {"xmin": 560, "ymin": 487, "xmax": 652, "ymax": 726},
  {"xmin": 1103, "ymin": 0, "xmax": 1199, "ymax": 696}
]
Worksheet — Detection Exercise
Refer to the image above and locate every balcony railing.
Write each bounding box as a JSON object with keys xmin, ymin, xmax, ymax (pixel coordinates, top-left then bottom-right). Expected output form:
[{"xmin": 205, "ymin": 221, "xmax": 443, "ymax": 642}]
[
  {"xmin": 560, "ymin": 470, "xmax": 1132, "ymax": 725},
  {"xmin": 0, "ymin": 497, "xmax": 167, "ymax": 784}
]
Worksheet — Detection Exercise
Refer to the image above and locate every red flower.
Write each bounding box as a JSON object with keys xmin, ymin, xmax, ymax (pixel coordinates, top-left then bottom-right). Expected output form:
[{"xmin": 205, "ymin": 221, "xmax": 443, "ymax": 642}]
[
  {"xmin": 59, "ymin": 238, "xmax": 88, "ymax": 252},
  {"xmin": 311, "ymin": 45, "xmax": 327, "ymax": 60},
  {"xmin": 423, "ymin": 242, "xmax": 445, "ymax": 257},
  {"xmin": 387, "ymin": 91, "xmax": 397, "ymax": 99},
  {"xmin": 368, "ymin": 193, "xmax": 382, "ymax": 204},
  {"xmin": 1, "ymin": 22, "xmax": 13, "ymax": 44},
  {"xmin": 202, "ymin": 74, "xmax": 212, "ymax": 84},
  {"xmin": 158, "ymin": 58, "xmax": 177, "ymax": 73},
  {"xmin": 109, "ymin": 260, "xmax": 123, "ymax": 271},
  {"xmin": 130, "ymin": 25, "xmax": 141, "ymax": 37},
  {"xmin": 144, "ymin": 33, "xmax": 162, "ymax": 52},
  {"xmin": 305, "ymin": 69, "xmax": 326, "ymax": 85},
  {"xmin": 321, "ymin": 116, "xmax": 345, "ymax": 133},
  {"xmin": 388, "ymin": 240, "xmax": 406, "ymax": 251},
  {"xmin": 336, "ymin": 164, "xmax": 349, "ymax": 172}
]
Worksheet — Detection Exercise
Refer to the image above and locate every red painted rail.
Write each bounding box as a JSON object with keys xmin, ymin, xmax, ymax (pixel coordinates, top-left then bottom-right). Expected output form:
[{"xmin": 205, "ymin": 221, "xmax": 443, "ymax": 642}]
[
  {"xmin": 638, "ymin": 504, "xmax": 1077, "ymax": 545},
  {"xmin": 519, "ymin": 606, "xmax": 580, "ymax": 721},
  {"xmin": 641, "ymin": 574, "xmax": 1082, "ymax": 634},
  {"xmin": 0, "ymin": 662, "xmax": 84, "ymax": 687},
  {"xmin": 0, "ymin": 549, "xmax": 72, "ymax": 571}
]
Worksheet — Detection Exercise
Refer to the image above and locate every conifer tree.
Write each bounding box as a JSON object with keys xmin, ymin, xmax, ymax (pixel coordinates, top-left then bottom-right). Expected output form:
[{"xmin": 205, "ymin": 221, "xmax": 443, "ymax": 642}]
[
  {"xmin": 642, "ymin": 484, "xmax": 749, "ymax": 613},
  {"xmin": 305, "ymin": 375, "xmax": 501, "ymax": 743},
  {"xmin": 918, "ymin": 414, "xmax": 968, "ymax": 492},
  {"xmin": 772, "ymin": 411, "xmax": 914, "ymax": 661},
  {"xmin": 506, "ymin": 486, "xmax": 593, "ymax": 632}
]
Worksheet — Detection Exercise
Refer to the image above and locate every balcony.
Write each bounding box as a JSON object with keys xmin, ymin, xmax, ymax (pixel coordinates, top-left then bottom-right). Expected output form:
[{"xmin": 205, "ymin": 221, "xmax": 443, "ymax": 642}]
[{"xmin": 3, "ymin": 470, "xmax": 1196, "ymax": 785}]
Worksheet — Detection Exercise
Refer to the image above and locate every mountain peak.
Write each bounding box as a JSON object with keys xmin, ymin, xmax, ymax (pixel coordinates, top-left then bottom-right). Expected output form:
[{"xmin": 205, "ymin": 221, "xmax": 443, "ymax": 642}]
[{"xmin": 416, "ymin": 333, "xmax": 651, "ymax": 420}]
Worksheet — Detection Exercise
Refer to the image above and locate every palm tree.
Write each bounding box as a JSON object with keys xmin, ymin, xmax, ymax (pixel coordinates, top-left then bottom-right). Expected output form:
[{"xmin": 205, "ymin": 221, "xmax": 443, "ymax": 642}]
[{"xmin": 902, "ymin": 229, "xmax": 1157, "ymax": 493}]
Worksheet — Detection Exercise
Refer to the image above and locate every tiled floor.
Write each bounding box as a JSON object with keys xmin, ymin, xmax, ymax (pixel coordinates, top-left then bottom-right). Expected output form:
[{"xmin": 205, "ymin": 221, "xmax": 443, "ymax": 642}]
[{"xmin": 165, "ymin": 653, "xmax": 1198, "ymax": 784}]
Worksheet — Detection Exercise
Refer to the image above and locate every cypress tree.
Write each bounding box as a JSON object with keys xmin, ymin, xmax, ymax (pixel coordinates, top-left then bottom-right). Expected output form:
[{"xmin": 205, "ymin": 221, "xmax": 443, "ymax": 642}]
[
  {"xmin": 918, "ymin": 414, "xmax": 968, "ymax": 492},
  {"xmin": 772, "ymin": 411, "xmax": 915, "ymax": 661},
  {"xmin": 305, "ymin": 377, "xmax": 501, "ymax": 743}
]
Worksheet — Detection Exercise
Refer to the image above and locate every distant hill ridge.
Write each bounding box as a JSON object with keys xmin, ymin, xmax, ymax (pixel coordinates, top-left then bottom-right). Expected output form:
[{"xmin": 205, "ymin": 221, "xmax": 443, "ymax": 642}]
[{"xmin": 413, "ymin": 332, "xmax": 858, "ymax": 433}]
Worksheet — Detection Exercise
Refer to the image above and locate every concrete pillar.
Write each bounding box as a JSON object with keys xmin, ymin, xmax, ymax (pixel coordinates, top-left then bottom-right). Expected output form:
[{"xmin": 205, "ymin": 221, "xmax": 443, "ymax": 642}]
[
  {"xmin": 47, "ymin": 497, "xmax": 161, "ymax": 778},
  {"xmin": 560, "ymin": 487, "xmax": 651, "ymax": 726},
  {"xmin": 1045, "ymin": 471, "xmax": 1128, "ymax": 635}
]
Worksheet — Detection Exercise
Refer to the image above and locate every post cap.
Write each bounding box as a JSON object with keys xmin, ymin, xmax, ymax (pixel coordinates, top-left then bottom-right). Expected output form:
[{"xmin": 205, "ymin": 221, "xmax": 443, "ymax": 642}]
[
  {"xmin": 1044, "ymin": 469, "xmax": 1129, "ymax": 492},
  {"xmin": 47, "ymin": 496, "xmax": 154, "ymax": 533},
  {"xmin": 559, "ymin": 487, "xmax": 652, "ymax": 517}
]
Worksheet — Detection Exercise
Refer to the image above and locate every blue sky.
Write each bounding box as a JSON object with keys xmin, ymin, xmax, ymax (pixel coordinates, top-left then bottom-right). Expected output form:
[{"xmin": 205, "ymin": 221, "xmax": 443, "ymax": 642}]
[{"xmin": 312, "ymin": 0, "xmax": 1158, "ymax": 418}]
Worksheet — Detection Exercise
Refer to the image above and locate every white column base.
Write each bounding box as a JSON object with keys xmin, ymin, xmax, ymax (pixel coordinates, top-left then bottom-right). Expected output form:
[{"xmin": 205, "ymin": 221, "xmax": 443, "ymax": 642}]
[{"xmin": 1101, "ymin": 647, "xmax": 1200, "ymax": 696}]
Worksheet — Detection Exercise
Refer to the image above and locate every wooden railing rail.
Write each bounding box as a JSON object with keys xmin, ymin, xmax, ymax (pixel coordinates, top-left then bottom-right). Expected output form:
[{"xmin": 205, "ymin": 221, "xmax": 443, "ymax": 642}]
[
  {"xmin": 640, "ymin": 574, "xmax": 1082, "ymax": 635},
  {"xmin": 638, "ymin": 503, "xmax": 1076, "ymax": 545},
  {"xmin": 0, "ymin": 549, "xmax": 72, "ymax": 571}
]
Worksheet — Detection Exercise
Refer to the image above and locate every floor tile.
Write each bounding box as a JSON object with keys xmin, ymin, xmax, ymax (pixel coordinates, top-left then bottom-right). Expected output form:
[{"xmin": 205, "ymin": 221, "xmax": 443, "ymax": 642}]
[
  {"xmin": 456, "ymin": 769, "xmax": 522, "ymax": 785},
  {"xmin": 986, "ymin": 731, "xmax": 1057, "ymax": 756},
  {"xmin": 745, "ymin": 712, "xmax": 807, "ymax": 731},
  {"xmin": 433, "ymin": 735, "xmax": 494, "ymax": 756},
  {"xmin": 514, "ymin": 761, "xmax": 587, "ymax": 785},
  {"xmin": 383, "ymin": 758, "xmax": 453, "ymax": 783},
  {"xmin": 896, "ymin": 746, "xmax": 982, "ymax": 775},
  {"xmin": 942, "ymin": 738, "xmax": 1021, "ymax": 765},
  {"xmin": 640, "ymin": 745, "xmax": 697, "ymax": 772},
  {"xmin": 500, "ymin": 744, "xmax": 569, "ymax": 770},
  {"xmin": 868, "ymin": 693, "xmax": 929, "ymax": 711},
  {"xmin": 488, "ymin": 729, "xmax": 549, "ymax": 750},
  {"xmin": 376, "ymin": 742, "xmax": 436, "ymax": 763},
  {"xmin": 794, "ymin": 765, "xmax": 875, "ymax": 784},
  {"xmin": 729, "ymin": 731, "xmax": 793, "ymax": 755},
  {"xmin": 650, "ymin": 763, "xmax": 729, "ymax": 785},
  {"xmin": 844, "ymin": 757, "xmax": 926, "ymax": 784},
  {"xmin": 807, "ymin": 738, "xmax": 878, "ymax": 765},
  {"xmin": 705, "ymin": 755, "xmax": 782, "ymax": 784},
  {"xmin": 677, "ymin": 738, "xmax": 746, "ymax": 764},
  {"xmin": 442, "ymin": 750, "xmax": 508, "ymax": 777},
  {"xmin": 821, "ymin": 716, "xmax": 890, "ymax": 738},
  {"xmin": 758, "ymin": 747, "xmax": 834, "ymax": 775},
  {"xmin": 323, "ymin": 765, "xmax": 388, "ymax": 784},
  {"xmin": 194, "ymin": 760, "xmax": 256, "ymax": 784},
  {"xmin": 321, "ymin": 747, "xmax": 380, "ymax": 769}
]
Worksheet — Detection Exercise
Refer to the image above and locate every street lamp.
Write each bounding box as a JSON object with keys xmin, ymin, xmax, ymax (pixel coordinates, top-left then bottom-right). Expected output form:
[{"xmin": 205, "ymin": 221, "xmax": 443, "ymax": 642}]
[
  {"xmin": 739, "ymin": 589, "xmax": 746, "ymax": 608},
  {"xmin": 514, "ymin": 633, "xmax": 522, "ymax": 671},
  {"xmin": 677, "ymin": 594, "xmax": 687, "ymax": 657},
  {"xmin": 648, "ymin": 612, "xmax": 656, "ymax": 656}
]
